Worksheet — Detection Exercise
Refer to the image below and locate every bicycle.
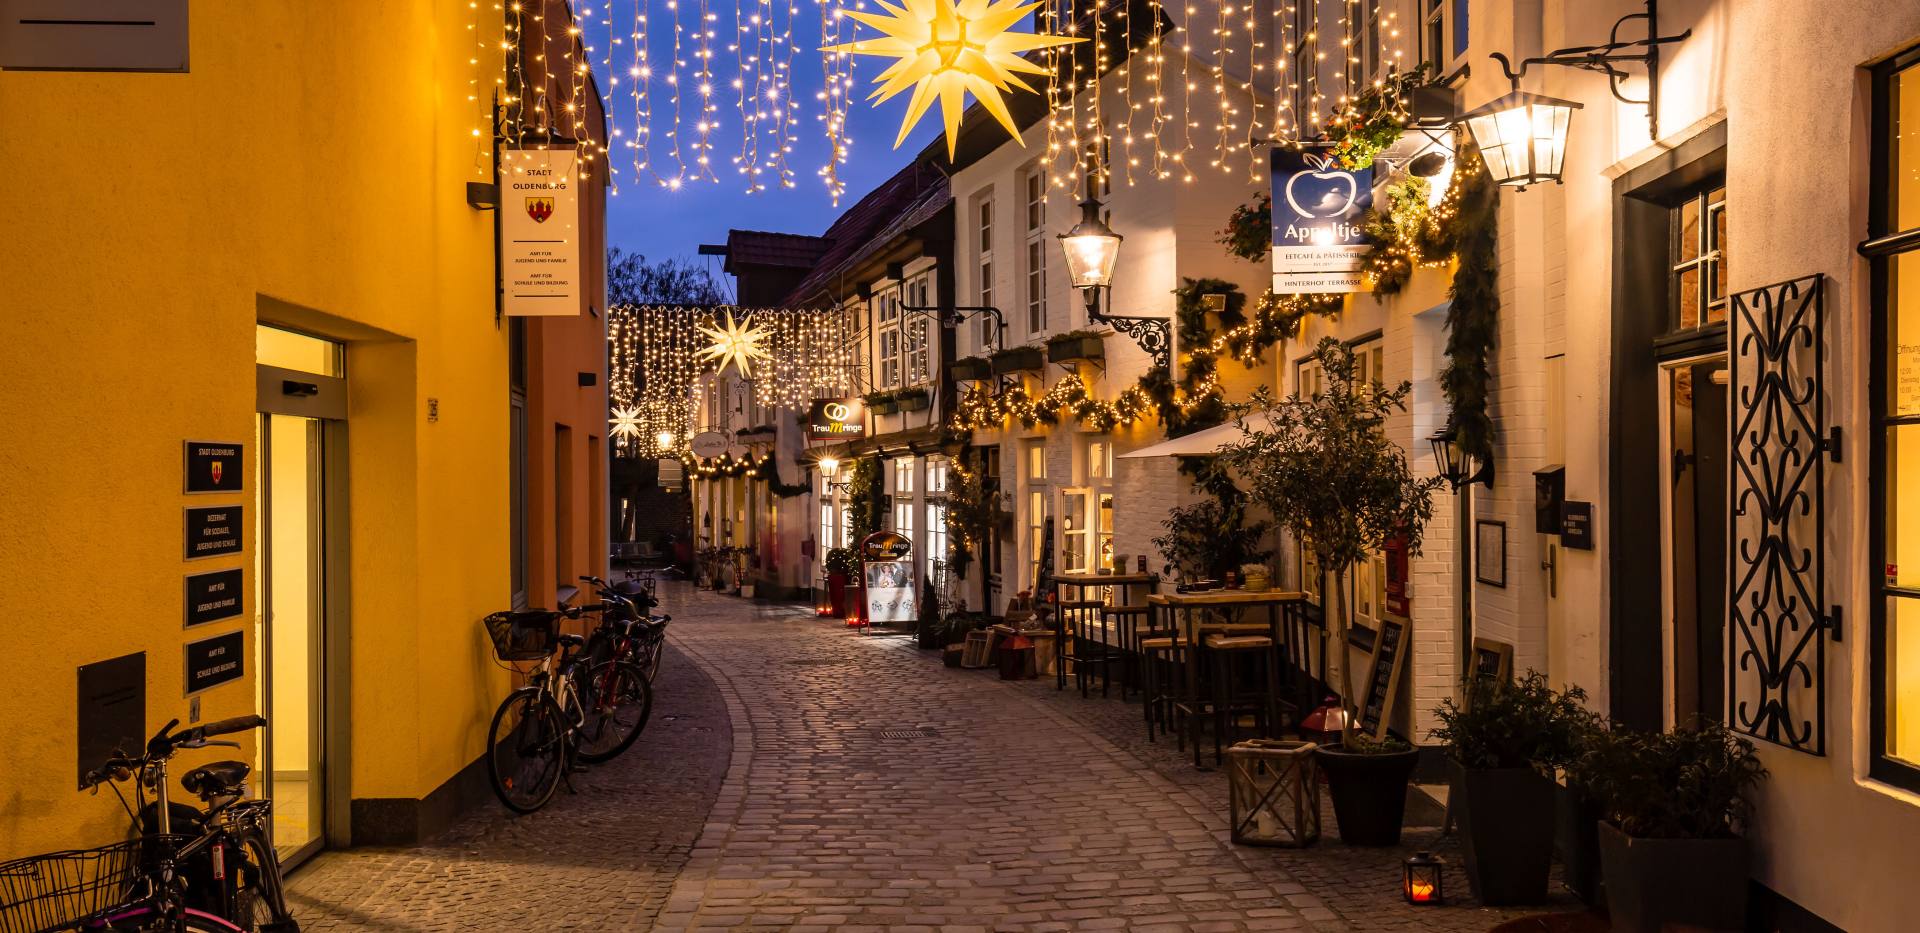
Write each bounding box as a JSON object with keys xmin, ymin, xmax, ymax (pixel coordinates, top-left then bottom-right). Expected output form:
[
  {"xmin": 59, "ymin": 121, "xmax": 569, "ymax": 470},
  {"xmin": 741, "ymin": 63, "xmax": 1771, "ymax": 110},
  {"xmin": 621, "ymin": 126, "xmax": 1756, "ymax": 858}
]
[
  {"xmin": 0, "ymin": 715, "xmax": 299, "ymax": 933},
  {"xmin": 588, "ymin": 573, "xmax": 671, "ymax": 685}
]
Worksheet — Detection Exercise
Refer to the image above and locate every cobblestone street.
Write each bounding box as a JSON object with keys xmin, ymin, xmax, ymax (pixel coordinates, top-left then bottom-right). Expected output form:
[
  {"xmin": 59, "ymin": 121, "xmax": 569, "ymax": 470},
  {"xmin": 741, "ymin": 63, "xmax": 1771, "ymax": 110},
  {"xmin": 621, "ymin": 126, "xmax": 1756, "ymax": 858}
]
[{"xmin": 286, "ymin": 585, "xmax": 1584, "ymax": 931}]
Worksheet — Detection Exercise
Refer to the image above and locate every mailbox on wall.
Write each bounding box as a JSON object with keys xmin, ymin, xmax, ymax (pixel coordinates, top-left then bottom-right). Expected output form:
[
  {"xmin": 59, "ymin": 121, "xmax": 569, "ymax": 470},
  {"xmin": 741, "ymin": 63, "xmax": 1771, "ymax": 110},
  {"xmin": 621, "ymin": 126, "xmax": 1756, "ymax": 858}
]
[{"xmin": 1533, "ymin": 465, "xmax": 1566, "ymax": 535}]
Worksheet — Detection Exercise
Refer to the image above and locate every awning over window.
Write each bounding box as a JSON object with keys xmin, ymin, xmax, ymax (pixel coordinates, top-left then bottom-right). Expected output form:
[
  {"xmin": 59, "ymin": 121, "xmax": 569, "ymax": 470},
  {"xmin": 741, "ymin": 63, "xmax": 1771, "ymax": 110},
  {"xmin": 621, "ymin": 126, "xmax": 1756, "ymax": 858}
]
[{"xmin": 1116, "ymin": 413, "xmax": 1277, "ymax": 459}]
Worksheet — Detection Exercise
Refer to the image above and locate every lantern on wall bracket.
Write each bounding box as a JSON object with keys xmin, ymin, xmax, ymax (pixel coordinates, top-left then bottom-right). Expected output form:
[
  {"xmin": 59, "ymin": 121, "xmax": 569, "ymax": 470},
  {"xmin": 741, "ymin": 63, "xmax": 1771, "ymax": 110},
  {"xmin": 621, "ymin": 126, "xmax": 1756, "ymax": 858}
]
[
  {"xmin": 1059, "ymin": 172, "xmax": 1173, "ymax": 372},
  {"xmin": 1461, "ymin": 0, "xmax": 1691, "ymax": 188},
  {"xmin": 1428, "ymin": 421, "xmax": 1494, "ymax": 490}
]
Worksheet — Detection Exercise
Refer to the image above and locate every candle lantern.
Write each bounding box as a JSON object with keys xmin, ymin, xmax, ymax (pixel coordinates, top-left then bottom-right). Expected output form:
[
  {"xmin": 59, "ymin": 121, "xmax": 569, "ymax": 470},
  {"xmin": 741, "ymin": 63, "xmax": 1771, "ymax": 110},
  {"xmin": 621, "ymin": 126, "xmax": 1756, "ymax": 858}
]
[{"xmin": 1403, "ymin": 851, "xmax": 1445, "ymax": 905}]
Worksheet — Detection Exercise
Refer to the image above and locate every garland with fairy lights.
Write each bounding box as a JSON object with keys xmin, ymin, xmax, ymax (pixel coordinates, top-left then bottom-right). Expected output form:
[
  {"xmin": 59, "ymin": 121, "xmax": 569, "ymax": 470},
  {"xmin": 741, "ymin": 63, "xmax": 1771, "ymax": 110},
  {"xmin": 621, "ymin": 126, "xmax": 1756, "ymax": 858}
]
[
  {"xmin": 1358, "ymin": 150, "xmax": 1482, "ymax": 296},
  {"xmin": 680, "ymin": 450, "xmax": 812, "ymax": 498},
  {"xmin": 1440, "ymin": 146, "xmax": 1502, "ymax": 467},
  {"xmin": 1324, "ymin": 66, "xmax": 1436, "ymax": 171}
]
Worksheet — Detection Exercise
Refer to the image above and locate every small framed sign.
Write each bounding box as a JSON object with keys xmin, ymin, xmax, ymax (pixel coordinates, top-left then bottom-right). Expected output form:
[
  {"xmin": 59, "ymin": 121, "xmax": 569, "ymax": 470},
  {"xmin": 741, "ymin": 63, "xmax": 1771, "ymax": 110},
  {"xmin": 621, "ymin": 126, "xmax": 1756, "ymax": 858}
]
[
  {"xmin": 184, "ymin": 569, "xmax": 244, "ymax": 628},
  {"xmin": 185, "ymin": 506, "xmax": 244, "ymax": 560},
  {"xmin": 184, "ymin": 441, "xmax": 244, "ymax": 494},
  {"xmin": 184, "ymin": 630, "xmax": 245, "ymax": 696},
  {"xmin": 1472, "ymin": 638, "xmax": 1515, "ymax": 685},
  {"xmin": 1475, "ymin": 520, "xmax": 1507, "ymax": 588}
]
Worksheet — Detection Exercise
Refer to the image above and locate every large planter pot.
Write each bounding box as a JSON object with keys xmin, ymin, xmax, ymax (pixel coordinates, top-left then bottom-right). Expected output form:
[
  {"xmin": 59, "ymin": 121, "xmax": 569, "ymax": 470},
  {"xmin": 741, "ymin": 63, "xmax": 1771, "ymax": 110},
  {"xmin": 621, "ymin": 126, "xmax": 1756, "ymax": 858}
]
[
  {"xmin": 1453, "ymin": 765, "xmax": 1556, "ymax": 905},
  {"xmin": 1314, "ymin": 744, "xmax": 1419, "ymax": 846},
  {"xmin": 1555, "ymin": 783, "xmax": 1604, "ymax": 906},
  {"xmin": 827, "ymin": 572, "xmax": 850, "ymax": 617},
  {"xmin": 1598, "ymin": 822, "xmax": 1748, "ymax": 933}
]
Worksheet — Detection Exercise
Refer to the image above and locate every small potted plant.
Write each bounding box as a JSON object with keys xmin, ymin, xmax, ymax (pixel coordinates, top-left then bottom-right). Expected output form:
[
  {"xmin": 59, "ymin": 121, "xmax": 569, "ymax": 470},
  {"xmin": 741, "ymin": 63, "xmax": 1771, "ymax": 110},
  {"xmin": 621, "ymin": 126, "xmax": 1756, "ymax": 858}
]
[
  {"xmin": 990, "ymin": 344, "xmax": 1045, "ymax": 374},
  {"xmin": 1315, "ymin": 731, "xmax": 1420, "ymax": 845},
  {"xmin": 1578, "ymin": 723, "xmax": 1766, "ymax": 933},
  {"xmin": 1429, "ymin": 672, "xmax": 1598, "ymax": 905},
  {"xmin": 1045, "ymin": 329, "xmax": 1107, "ymax": 364},
  {"xmin": 824, "ymin": 547, "xmax": 857, "ymax": 617},
  {"xmin": 950, "ymin": 356, "xmax": 992, "ymax": 381},
  {"xmin": 1239, "ymin": 562, "xmax": 1271, "ymax": 592}
]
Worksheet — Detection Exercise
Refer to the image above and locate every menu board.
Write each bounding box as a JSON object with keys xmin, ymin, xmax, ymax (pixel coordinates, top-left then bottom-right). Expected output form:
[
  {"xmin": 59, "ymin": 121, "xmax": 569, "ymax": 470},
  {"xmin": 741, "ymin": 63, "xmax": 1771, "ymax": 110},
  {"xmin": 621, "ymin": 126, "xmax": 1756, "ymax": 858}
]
[{"xmin": 1359, "ymin": 618, "xmax": 1408, "ymax": 740}]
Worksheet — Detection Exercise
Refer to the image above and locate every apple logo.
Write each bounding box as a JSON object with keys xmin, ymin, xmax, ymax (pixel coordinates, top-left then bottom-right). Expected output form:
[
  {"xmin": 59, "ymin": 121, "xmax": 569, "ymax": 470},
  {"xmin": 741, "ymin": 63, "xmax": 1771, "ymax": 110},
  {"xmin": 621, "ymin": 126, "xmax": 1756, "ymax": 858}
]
[{"xmin": 1284, "ymin": 153, "xmax": 1360, "ymax": 220}]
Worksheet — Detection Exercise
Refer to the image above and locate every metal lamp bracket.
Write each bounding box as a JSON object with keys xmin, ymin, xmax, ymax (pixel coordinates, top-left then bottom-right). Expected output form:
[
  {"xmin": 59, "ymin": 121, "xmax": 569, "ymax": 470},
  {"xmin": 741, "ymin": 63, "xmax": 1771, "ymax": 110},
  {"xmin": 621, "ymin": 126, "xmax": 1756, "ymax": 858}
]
[
  {"xmin": 1490, "ymin": 0, "xmax": 1692, "ymax": 139},
  {"xmin": 1084, "ymin": 289, "xmax": 1172, "ymax": 372}
]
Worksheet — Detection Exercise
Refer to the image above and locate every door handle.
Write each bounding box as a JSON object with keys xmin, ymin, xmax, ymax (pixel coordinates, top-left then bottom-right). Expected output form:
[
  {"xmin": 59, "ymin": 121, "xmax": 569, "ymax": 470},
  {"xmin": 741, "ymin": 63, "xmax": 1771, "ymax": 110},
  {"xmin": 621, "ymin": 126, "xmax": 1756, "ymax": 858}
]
[{"xmin": 1672, "ymin": 448, "xmax": 1694, "ymax": 480}]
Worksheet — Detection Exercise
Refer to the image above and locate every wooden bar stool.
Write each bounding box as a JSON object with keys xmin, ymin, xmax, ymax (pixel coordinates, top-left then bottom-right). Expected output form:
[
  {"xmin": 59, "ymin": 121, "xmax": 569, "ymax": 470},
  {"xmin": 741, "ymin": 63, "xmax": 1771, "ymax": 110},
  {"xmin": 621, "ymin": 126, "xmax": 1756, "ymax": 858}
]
[
  {"xmin": 1104, "ymin": 603, "xmax": 1151, "ymax": 699},
  {"xmin": 1207, "ymin": 633, "xmax": 1283, "ymax": 766}
]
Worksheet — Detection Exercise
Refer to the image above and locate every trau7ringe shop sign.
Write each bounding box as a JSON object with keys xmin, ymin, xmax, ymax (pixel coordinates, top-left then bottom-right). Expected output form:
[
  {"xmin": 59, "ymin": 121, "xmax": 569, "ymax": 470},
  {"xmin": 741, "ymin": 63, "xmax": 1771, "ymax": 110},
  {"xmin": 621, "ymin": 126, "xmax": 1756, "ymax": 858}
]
[
  {"xmin": 1271, "ymin": 149, "xmax": 1375, "ymax": 294},
  {"xmin": 502, "ymin": 148, "xmax": 582, "ymax": 317},
  {"xmin": 808, "ymin": 398, "xmax": 867, "ymax": 442}
]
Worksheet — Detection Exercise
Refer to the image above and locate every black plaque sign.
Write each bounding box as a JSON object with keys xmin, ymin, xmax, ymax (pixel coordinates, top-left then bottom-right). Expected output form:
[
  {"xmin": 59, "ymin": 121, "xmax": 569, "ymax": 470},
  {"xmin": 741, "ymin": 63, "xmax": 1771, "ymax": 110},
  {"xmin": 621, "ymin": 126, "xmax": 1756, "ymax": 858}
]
[
  {"xmin": 1561, "ymin": 501, "xmax": 1594, "ymax": 551},
  {"xmin": 1359, "ymin": 618, "xmax": 1407, "ymax": 737},
  {"xmin": 77, "ymin": 652, "xmax": 146, "ymax": 789},
  {"xmin": 184, "ymin": 506, "xmax": 243, "ymax": 560},
  {"xmin": 184, "ymin": 631, "xmax": 245, "ymax": 695},
  {"xmin": 184, "ymin": 569, "xmax": 244, "ymax": 627},
  {"xmin": 183, "ymin": 441, "xmax": 244, "ymax": 494}
]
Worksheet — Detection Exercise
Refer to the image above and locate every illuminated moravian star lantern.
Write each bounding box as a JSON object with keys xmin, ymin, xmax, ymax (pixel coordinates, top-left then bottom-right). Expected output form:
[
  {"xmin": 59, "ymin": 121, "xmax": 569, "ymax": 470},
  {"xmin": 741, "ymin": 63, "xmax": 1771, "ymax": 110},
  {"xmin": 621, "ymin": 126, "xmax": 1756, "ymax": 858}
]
[
  {"xmin": 823, "ymin": 0, "xmax": 1082, "ymax": 158},
  {"xmin": 608, "ymin": 404, "xmax": 644, "ymax": 444},
  {"xmin": 697, "ymin": 311, "xmax": 773, "ymax": 377}
]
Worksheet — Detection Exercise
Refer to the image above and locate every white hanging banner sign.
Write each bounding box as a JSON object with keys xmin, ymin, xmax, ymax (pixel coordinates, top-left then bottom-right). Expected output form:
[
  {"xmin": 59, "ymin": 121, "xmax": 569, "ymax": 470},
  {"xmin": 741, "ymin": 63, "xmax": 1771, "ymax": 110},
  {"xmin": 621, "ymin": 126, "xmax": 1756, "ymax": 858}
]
[
  {"xmin": 501, "ymin": 148, "xmax": 581, "ymax": 316},
  {"xmin": 1271, "ymin": 149, "xmax": 1375, "ymax": 294}
]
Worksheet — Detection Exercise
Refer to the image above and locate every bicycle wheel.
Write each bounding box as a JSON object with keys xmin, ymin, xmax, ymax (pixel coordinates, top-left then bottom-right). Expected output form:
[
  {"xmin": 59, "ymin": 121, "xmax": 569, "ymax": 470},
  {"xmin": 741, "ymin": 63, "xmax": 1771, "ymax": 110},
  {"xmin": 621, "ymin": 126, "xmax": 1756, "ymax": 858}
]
[
  {"xmin": 230, "ymin": 831, "xmax": 291, "ymax": 931},
  {"xmin": 642, "ymin": 633, "xmax": 666, "ymax": 684},
  {"xmin": 487, "ymin": 687, "xmax": 565, "ymax": 813},
  {"xmin": 91, "ymin": 905, "xmax": 248, "ymax": 931},
  {"xmin": 574, "ymin": 660, "xmax": 653, "ymax": 763}
]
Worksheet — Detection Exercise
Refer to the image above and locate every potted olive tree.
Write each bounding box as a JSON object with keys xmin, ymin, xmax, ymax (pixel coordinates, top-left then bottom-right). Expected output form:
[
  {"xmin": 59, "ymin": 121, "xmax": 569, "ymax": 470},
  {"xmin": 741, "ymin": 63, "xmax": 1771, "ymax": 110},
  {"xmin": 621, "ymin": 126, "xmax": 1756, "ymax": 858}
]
[
  {"xmin": 1222, "ymin": 337, "xmax": 1441, "ymax": 845},
  {"xmin": 1576, "ymin": 723, "xmax": 1767, "ymax": 932},
  {"xmin": 1430, "ymin": 672, "xmax": 1598, "ymax": 904}
]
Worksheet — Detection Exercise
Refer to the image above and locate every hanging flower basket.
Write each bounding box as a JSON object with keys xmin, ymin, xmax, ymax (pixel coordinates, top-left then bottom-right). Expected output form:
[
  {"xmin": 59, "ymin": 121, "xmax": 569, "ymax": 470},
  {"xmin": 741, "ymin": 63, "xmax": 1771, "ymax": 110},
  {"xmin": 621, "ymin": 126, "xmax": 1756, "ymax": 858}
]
[
  {"xmin": 990, "ymin": 346, "xmax": 1044, "ymax": 374},
  {"xmin": 950, "ymin": 356, "xmax": 992, "ymax": 381},
  {"xmin": 1046, "ymin": 331, "xmax": 1107, "ymax": 364}
]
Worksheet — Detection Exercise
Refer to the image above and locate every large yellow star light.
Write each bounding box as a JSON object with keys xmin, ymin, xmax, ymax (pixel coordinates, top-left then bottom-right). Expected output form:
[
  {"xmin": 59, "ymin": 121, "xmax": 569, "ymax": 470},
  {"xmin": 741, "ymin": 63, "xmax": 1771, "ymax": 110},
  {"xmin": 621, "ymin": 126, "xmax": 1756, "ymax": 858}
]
[
  {"xmin": 823, "ymin": 0, "xmax": 1081, "ymax": 158},
  {"xmin": 697, "ymin": 311, "xmax": 773, "ymax": 377}
]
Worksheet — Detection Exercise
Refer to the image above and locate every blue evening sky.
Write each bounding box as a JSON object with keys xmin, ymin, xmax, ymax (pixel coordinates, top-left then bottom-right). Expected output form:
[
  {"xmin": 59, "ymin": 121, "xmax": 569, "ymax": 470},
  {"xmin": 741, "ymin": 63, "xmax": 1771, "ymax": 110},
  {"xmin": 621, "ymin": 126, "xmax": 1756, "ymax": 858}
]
[{"xmin": 585, "ymin": 5, "xmax": 949, "ymax": 284}]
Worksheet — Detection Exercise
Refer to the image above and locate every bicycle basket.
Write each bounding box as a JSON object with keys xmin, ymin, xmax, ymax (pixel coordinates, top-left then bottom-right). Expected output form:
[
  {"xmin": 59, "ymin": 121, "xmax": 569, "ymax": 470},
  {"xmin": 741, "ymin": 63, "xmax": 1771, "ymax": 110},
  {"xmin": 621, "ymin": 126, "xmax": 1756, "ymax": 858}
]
[
  {"xmin": 0, "ymin": 840, "xmax": 146, "ymax": 933},
  {"xmin": 484, "ymin": 610, "xmax": 560, "ymax": 661}
]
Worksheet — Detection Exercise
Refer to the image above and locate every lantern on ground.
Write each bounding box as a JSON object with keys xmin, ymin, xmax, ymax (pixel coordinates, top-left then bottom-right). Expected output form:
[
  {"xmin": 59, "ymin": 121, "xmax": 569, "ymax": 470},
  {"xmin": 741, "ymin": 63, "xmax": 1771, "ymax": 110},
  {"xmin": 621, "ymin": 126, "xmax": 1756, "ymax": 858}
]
[
  {"xmin": 1404, "ymin": 851, "xmax": 1445, "ymax": 905},
  {"xmin": 1458, "ymin": 89, "xmax": 1582, "ymax": 189}
]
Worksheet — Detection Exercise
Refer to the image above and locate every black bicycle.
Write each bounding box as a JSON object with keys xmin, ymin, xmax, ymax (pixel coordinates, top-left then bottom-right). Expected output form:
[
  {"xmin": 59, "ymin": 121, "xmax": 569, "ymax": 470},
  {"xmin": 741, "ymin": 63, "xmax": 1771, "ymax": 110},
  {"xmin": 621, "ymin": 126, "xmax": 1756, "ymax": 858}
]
[{"xmin": 0, "ymin": 715, "xmax": 298, "ymax": 932}]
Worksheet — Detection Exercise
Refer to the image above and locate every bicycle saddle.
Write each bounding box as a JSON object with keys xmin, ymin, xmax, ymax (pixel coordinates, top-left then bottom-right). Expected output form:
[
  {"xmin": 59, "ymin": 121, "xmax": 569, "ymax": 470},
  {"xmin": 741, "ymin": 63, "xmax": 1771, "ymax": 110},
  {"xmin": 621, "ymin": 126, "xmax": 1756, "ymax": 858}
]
[
  {"xmin": 181, "ymin": 759, "xmax": 252, "ymax": 797},
  {"xmin": 557, "ymin": 633, "xmax": 586, "ymax": 649}
]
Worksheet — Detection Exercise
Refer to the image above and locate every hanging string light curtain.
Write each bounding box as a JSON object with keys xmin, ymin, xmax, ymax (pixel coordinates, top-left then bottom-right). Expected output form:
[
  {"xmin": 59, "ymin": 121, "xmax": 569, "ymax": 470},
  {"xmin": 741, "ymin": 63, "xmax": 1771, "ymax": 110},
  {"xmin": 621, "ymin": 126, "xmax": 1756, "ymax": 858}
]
[
  {"xmin": 608, "ymin": 305, "xmax": 861, "ymax": 457},
  {"xmin": 580, "ymin": 0, "xmax": 1417, "ymax": 201}
]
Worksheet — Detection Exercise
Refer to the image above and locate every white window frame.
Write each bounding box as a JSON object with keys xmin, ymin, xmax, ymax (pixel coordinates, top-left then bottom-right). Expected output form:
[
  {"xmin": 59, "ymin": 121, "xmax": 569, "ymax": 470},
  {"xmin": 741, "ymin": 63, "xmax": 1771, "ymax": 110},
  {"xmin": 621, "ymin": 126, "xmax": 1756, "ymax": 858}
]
[
  {"xmin": 976, "ymin": 193, "xmax": 996, "ymax": 352},
  {"xmin": 875, "ymin": 287, "xmax": 902, "ymax": 389},
  {"xmin": 1023, "ymin": 167, "xmax": 1047, "ymax": 336},
  {"xmin": 904, "ymin": 275, "xmax": 931, "ymax": 386}
]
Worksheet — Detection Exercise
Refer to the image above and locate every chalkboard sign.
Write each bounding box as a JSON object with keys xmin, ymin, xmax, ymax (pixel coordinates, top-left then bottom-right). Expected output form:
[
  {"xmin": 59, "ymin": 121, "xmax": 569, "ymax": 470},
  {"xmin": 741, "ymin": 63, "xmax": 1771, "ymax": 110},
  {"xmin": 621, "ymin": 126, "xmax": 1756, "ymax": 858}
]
[
  {"xmin": 1359, "ymin": 618, "xmax": 1408, "ymax": 739},
  {"xmin": 1472, "ymin": 638, "xmax": 1514, "ymax": 685}
]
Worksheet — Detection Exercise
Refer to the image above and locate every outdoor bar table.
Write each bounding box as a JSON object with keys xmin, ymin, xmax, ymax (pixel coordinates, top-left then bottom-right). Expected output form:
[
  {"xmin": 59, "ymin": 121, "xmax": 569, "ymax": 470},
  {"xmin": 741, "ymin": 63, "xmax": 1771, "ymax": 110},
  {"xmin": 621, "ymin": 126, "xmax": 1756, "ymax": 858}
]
[
  {"xmin": 1147, "ymin": 589, "xmax": 1306, "ymax": 768},
  {"xmin": 1051, "ymin": 572, "xmax": 1158, "ymax": 691}
]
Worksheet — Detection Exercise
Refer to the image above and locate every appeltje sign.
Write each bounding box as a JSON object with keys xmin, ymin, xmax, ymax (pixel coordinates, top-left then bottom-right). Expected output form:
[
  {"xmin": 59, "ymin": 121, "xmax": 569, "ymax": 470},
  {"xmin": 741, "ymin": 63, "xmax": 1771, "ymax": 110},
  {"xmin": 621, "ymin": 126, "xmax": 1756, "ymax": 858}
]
[
  {"xmin": 808, "ymin": 398, "xmax": 867, "ymax": 442},
  {"xmin": 1271, "ymin": 148, "xmax": 1375, "ymax": 293},
  {"xmin": 501, "ymin": 147, "xmax": 581, "ymax": 316}
]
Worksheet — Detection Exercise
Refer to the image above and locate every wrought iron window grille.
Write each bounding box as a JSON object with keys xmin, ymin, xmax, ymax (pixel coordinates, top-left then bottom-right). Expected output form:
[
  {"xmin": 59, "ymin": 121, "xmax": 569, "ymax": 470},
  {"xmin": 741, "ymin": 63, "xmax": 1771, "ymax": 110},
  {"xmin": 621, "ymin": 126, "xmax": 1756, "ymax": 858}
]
[{"xmin": 1728, "ymin": 272, "xmax": 1838, "ymax": 756}]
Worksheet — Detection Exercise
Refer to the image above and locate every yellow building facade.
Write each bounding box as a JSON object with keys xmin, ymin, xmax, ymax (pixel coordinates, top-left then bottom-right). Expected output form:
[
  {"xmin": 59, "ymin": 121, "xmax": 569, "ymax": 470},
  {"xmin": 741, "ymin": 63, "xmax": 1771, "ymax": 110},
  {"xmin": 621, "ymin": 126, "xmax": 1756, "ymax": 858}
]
[{"xmin": 0, "ymin": 3, "xmax": 568, "ymax": 858}]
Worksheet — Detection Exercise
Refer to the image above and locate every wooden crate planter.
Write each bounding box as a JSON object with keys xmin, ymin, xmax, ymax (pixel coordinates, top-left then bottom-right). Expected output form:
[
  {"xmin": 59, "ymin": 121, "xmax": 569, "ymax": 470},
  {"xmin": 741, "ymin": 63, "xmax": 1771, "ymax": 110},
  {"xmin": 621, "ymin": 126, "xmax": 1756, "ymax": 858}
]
[
  {"xmin": 950, "ymin": 356, "xmax": 992, "ymax": 381},
  {"xmin": 1227, "ymin": 739, "xmax": 1322, "ymax": 847},
  {"xmin": 1047, "ymin": 334, "xmax": 1106, "ymax": 364},
  {"xmin": 893, "ymin": 389, "xmax": 929, "ymax": 412},
  {"xmin": 990, "ymin": 346, "xmax": 1044, "ymax": 374}
]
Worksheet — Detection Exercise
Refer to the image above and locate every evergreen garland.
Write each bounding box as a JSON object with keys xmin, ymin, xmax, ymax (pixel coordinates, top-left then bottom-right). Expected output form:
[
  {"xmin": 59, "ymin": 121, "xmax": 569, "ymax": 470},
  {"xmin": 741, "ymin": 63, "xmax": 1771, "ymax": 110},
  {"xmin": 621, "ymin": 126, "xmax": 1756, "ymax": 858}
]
[
  {"xmin": 847, "ymin": 456, "xmax": 883, "ymax": 541},
  {"xmin": 1440, "ymin": 147, "xmax": 1500, "ymax": 466},
  {"xmin": 754, "ymin": 456, "xmax": 813, "ymax": 498}
]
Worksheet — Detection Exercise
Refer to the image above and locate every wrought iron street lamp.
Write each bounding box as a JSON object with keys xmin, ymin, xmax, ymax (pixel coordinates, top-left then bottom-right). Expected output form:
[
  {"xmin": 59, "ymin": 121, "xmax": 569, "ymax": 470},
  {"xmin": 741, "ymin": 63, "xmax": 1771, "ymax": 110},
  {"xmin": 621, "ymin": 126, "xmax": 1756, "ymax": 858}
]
[
  {"xmin": 1462, "ymin": 0, "xmax": 1691, "ymax": 188},
  {"xmin": 1059, "ymin": 174, "xmax": 1172, "ymax": 370},
  {"xmin": 1427, "ymin": 422, "xmax": 1491, "ymax": 491},
  {"xmin": 1459, "ymin": 90, "xmax": 1582, "ymax": 189}
]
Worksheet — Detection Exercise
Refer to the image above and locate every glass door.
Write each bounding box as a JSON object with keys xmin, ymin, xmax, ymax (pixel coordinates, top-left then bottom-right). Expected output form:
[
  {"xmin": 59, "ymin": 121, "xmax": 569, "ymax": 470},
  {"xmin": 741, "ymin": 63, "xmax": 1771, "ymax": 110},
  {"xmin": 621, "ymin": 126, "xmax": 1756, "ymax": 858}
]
[
  {"xmin": 1666, "ymin": 357, "xmax": 1729, "ymax": 726},
  {"xmin": 255, "ymin": 413, "xmax": 327, "ymax": 861},
  {"xmin": 254, "ymin": 323, "xmax": 345, "ymax": 864}
]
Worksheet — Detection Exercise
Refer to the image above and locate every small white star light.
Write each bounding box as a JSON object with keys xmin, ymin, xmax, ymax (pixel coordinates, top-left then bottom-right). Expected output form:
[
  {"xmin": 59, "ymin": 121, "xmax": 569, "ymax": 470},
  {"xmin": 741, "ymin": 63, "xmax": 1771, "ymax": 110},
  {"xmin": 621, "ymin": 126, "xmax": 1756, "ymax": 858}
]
[
  {"xmin": 609, "ymin": 404, "xmax": 645, "ymax": 445},
  {"xmin": 697, "ymin": 311, "xmax": 773, "ymax": 377},
  {"xmin": 823, "ymin": 0, "xmax": 1081, "ymax": 158}
]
